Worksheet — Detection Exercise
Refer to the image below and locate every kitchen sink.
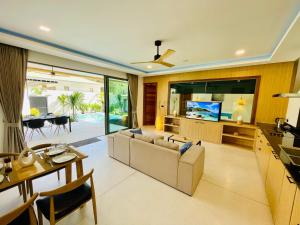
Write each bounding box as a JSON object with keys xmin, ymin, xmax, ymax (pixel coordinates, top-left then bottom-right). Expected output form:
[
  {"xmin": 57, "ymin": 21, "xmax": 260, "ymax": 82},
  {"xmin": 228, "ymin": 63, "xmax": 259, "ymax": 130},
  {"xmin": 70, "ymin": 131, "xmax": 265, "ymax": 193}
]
[{"xmin": 280, "ymin": 146, "xmax": 300, "ymax": 157}]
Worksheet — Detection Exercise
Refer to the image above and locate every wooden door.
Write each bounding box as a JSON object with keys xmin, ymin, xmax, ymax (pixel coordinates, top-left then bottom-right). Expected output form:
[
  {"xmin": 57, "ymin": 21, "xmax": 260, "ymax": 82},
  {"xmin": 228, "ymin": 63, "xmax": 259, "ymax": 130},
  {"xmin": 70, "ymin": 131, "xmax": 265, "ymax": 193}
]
[
  {"xmin": 143, "ymin": 83, "xmax": 157, "ymax": 125},
  {"xmin": 290, "ymin": 188, "xmax": 300, "ymax": 225},
  {"xmin": 274, "ymin": 170, "xmax": 297, "ymax": 225}
]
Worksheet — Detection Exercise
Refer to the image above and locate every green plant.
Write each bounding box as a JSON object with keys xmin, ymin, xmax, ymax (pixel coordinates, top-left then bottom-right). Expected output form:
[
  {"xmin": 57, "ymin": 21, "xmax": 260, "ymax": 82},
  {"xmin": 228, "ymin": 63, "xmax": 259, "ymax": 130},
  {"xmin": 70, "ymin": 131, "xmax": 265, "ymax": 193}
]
[
  {"xmin": 90, "ymin": 103, "xmax": 101, "ymax": 112},
  {"xmin": 57, "ymin": 94, "xmax": 68, "ymax": 113},
  {"xmin": 31, "ymin": 86, "xmax": 42, "ymax": 95},
  {"xmin": 67, "ymin": 92, "xmax": 84, "ymax": 120},
  {"xmin": 79, "ymin": 103, "xmax": 89, "ymax": 114}
]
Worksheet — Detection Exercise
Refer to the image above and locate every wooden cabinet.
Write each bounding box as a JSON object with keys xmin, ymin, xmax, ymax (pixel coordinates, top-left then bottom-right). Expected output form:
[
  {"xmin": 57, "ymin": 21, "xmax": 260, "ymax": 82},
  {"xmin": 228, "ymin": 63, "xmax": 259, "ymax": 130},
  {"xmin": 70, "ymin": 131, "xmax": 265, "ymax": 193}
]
[
  {"xmin": 274, "ymin": 170, "xmax": 297, "ymax": 225},
  {"xmin": 255, "ymin": 130, "xmax": 272, "ymax": 183},
  {"xmin": 179, "ymin": 118, "xmax": 222, "ymax": 144},
  {"xmin": 290, "ymin": 188, "xmax": 300, "ymax": 225},
  {"xmin": 265, "ymin": 151, "xmax": 285, "ymax": 216}
]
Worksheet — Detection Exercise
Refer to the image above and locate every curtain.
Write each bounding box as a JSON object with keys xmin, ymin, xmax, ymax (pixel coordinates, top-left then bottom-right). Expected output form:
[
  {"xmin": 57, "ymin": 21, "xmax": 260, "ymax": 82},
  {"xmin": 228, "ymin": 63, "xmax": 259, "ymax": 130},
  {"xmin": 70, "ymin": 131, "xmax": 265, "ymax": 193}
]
[
  {"xmin": 0, "ymin": 44, "xmax": 28, "ymax": 153},
  {"xmin": 127, "ymin": 74, "xmax": 139, "ymax": 128}
]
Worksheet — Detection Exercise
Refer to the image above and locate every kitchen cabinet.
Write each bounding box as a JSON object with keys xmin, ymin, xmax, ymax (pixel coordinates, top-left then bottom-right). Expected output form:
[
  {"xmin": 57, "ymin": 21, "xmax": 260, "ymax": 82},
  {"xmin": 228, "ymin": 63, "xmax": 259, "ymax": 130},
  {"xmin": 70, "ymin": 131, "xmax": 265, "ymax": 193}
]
[
  {"xmin": 290, "ymin": 188, "xmax": 300, "ymax": 225},
  {"xmin": 274, "ymin": 170, "xmax": 297, "ymax": 225},
  {"xmin": 255, "ymin": 130, "xmax": 272, "ymax": 183},
  {"xmin": 265, "ymin": 150, "xmax": 285, "ymax": 216}
]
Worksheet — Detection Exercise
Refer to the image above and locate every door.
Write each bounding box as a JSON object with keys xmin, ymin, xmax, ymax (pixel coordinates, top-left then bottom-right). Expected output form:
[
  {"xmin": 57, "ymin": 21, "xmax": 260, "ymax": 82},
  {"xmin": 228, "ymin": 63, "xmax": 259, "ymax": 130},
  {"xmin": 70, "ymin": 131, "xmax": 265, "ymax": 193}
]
[
  {"xmin": 143, "ymin": 83, "xmax": 157, "ymax": 125},
  {"xmin": 105, "ymin": 77, "xmax": 130, "ymax": 134}
]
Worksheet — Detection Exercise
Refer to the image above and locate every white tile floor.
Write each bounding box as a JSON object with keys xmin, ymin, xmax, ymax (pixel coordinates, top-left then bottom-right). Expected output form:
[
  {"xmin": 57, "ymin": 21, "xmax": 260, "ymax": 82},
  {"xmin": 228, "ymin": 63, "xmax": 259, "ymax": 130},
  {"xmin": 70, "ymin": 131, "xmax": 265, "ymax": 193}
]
[{"xmin": 0, "ymin": 128, "xmax": 274, "ymax": 225}]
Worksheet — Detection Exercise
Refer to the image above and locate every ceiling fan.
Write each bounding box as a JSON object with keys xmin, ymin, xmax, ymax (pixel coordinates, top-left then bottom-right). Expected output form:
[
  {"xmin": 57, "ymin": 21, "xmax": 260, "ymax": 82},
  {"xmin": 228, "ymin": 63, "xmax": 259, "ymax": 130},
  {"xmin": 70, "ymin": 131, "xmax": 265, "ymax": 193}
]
[{"xmin": 131, "ymin": 40, "xmax": 175, "ymax": 67}]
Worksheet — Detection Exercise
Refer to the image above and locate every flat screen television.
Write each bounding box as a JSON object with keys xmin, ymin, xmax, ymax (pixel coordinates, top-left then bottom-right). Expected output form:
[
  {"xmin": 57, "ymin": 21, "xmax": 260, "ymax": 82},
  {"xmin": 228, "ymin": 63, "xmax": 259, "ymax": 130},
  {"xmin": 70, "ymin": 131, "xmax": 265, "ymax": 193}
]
[{"xmin": 186, "ymin": 101, "xmax": 222, "ymax": 122}]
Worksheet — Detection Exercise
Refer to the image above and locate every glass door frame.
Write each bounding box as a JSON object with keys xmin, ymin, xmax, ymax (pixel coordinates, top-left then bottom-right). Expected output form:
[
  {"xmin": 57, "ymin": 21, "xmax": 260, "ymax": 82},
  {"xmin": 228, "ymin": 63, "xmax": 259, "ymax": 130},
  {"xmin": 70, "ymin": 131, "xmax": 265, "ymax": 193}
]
[{"xmin": 104, "ymin": 76, "xmax": 132, "ymax": 135}]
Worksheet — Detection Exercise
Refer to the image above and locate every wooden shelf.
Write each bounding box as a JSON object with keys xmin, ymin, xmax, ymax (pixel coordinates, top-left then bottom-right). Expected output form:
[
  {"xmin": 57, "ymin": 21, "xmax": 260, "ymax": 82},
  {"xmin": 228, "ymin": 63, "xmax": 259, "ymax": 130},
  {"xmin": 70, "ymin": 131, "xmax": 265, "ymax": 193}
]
[
  {"xmin": 222, "ymin": 133, "xmax": 254, "ymax": 141},
  {"xmin": 164, "ymin": 123, "xmax": 179, "ymax": 128}
]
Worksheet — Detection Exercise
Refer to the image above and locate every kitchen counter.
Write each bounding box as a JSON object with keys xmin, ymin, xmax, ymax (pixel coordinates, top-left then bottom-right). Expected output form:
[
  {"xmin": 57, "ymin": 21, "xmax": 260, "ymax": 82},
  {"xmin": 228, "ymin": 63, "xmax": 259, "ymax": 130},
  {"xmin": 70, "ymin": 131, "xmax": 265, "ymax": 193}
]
[{"xmin": 257, "ymin": 123, "xmax": 300, "ymax": 188}]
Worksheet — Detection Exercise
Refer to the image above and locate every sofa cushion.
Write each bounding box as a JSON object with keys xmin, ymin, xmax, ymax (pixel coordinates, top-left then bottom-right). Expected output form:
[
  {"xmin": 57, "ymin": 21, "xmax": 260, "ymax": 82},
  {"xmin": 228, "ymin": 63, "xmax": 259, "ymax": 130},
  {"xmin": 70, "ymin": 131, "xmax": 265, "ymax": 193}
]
[
  {"xmin": 134, "ymin": 134, "xmax": 154, "ymax": 143},
  {"xmin": 179, "ymin": 142, "xmax": 193, "ymax": 155},
  {"xmin": 154, "ymin": 139, "xmax": 179, "ymax": 151},
  {"xmin": 119, "ymin": 130, "xmax": 134, "ymax": 137},
  {"xmin": 130, "ymin": 128, "xmax": 143, "ymax": 135}
]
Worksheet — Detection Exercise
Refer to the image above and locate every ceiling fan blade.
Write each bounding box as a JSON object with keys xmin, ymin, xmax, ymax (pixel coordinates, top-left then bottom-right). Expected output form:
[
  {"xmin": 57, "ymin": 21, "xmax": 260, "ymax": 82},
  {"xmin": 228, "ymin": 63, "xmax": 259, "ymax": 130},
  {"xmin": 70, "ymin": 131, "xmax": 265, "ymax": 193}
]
[
  {"xmin": 155, "ymin": 61, "xmax": 175, "ymax": 67},
  {"xmin": 157, "ymin": 49, "xmax": 175, "ymax": 61},
  {"xmin": 131, "ymin": 61, "xmax": 154, "ymax": 64}
]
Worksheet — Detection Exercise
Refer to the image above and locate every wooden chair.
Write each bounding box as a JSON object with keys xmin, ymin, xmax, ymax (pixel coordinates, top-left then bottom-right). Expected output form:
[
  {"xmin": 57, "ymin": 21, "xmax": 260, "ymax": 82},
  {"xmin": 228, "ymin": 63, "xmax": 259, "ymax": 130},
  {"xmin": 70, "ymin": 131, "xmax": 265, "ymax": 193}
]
[
  {"xmin": 26, "ymin": 144, "xmax": 61, "ymax": 195},
  {"xmin": 0, "ymin": 193, "xmax": 38, "ymax": 225},
  {"xmin": 0, "ymin": 153, "xmax": 23, "ymax": 197},
  {"xmin": 36, "ymin": 169, "xmax": 97, "ymax": 225}
]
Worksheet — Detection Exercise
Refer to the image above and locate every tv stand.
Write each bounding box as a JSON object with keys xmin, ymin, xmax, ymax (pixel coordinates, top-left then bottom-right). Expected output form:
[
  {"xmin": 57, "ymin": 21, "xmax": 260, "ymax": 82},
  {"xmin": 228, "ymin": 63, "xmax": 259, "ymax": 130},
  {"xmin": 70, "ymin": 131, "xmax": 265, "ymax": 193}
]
[{"xmin": 163, "ymin": 116, "xmax": 256, "ymax": 149}]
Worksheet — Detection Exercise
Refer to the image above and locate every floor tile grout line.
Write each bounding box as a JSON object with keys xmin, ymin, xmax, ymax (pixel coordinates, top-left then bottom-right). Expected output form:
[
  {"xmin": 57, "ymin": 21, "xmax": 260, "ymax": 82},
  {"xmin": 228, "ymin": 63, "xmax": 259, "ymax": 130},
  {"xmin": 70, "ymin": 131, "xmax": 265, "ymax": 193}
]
[
  {"xmin": 96, "ymin": 170, "xmax": 137, "ymax": 198},
  {"xmin": 201, "ymin": 178, "xmax": 270, "ymax": 207}
]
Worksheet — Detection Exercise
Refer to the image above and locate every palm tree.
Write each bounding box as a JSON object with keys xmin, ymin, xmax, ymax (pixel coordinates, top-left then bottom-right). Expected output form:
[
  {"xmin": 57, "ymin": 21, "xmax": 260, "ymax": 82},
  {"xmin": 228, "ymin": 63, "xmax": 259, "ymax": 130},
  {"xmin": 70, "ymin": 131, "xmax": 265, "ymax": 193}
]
[
  {"xmin": 57, "ymin": 94, "xmax": 68, "ymax": 114},
  {"xmin": 67, "ymin": 92, "xmax": 84, "ymax": 120}
]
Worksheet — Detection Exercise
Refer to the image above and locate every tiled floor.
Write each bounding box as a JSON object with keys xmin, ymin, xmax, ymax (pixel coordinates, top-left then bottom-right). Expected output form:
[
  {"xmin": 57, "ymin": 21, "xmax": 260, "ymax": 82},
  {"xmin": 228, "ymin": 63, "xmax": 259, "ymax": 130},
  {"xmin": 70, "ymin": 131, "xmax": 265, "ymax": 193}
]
[{"xmin": 0, "ymin": 128, "xmax": 274, "ymax": 225}]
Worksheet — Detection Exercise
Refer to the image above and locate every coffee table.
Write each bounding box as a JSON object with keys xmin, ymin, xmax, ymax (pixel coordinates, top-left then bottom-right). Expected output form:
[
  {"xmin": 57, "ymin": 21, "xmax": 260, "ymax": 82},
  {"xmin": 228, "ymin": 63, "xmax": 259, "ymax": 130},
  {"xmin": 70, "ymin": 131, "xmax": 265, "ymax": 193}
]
[{"xmin": 167, "ymin": 135, "xmax": 201, "ymax": 146}]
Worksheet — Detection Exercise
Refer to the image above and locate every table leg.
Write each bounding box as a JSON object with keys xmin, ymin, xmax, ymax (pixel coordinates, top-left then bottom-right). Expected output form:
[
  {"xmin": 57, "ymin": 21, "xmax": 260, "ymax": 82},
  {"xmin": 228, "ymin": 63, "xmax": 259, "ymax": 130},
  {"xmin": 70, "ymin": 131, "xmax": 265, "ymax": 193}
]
[
  {"xmin": 65, "ymin": 164, "xmax": 72, "ymax": 184},
  {"xmin": 69, "ymin": 117, "xmax": 72, "ymax": 132},
  {"xmin": 21, "ymin": 182, "xmax": 27, "ymax": 202},
  {"xmin": 76, "ymin": 160, "xmax": 83, "ymax": 178}
]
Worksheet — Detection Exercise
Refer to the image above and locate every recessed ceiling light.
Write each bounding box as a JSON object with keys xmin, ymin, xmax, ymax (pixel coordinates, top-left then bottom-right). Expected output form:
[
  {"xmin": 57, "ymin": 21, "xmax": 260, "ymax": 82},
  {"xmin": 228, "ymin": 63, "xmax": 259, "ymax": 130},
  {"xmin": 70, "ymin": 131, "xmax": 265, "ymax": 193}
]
[
  {"xmin": 235, "ymin": 49, "xmax": 245, "ymax": 56},
  {"xmin": 147, "ymin": 65, "xmax": 152, "ymax": 69},
  {"xmin": 39, "ymin": 25, "xmax": 51, "ymax": 32}
]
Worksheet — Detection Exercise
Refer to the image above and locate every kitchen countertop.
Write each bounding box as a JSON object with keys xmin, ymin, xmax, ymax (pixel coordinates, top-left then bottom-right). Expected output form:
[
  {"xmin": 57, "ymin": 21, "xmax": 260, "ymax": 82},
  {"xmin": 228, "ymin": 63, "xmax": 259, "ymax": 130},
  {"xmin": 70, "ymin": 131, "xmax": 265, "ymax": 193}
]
[{"xmin": 257, "ymin": 123, "xmax": 300, "ymax": 189}]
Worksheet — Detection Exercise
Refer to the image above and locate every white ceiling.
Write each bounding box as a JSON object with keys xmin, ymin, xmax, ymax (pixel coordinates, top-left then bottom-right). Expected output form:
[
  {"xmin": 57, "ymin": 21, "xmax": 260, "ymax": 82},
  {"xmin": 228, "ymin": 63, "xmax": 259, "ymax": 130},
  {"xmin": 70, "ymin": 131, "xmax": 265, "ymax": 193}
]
[{"xmin": 0, "ymin": 0, "xmax": 300, "ymax": 75}]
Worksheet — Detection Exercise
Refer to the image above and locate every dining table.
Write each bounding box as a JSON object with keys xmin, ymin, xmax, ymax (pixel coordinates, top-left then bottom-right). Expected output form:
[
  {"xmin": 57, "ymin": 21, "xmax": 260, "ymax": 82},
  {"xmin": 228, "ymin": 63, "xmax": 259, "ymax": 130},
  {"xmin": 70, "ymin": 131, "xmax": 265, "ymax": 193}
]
[
  {"xmin": 0, "ymin": 145, "xmax": 87, "ymax": 202},
  {"xmin": 22, "ymin": 115, "xmax": 72, "ymax": 132}
]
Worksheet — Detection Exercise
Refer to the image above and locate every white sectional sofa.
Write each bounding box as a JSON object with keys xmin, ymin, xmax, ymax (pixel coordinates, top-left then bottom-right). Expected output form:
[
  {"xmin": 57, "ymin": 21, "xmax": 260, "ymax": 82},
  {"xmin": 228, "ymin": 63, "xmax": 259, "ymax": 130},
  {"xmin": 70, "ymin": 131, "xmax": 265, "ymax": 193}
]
[{"xmin": 108, "ymin": 131, "xmax": 205, "ymax": 195}]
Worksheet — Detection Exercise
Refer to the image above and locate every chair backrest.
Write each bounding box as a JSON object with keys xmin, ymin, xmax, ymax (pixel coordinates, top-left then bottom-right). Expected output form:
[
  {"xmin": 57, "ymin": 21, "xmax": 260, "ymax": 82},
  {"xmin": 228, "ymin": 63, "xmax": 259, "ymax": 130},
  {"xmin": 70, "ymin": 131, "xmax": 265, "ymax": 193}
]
[
  {"xmin": 0, "ymin": 193, "xmax": 38, "ymax": 225},
  {"xmin": 54, "ymin": 116, "xmax": 68, "ymax": 125},
  {"xmin": 40, "ymin": 169, "xmax": 94, "ymax": 197},
  {"xmin": 31, "ymin": 143, "xmax": 53, "ymax": 151},
  {"xmin": 27, "ymin": 119, "xmax": 44, "ymax": 129}
]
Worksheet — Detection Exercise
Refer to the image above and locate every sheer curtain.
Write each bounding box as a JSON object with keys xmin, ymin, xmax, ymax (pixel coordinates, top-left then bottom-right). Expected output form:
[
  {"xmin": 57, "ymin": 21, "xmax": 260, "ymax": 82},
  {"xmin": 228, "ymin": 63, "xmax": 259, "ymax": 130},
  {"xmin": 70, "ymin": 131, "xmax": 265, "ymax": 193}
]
[{"xmin": 0, "ymin": 44, "xmax": 28, "ymax": 153}]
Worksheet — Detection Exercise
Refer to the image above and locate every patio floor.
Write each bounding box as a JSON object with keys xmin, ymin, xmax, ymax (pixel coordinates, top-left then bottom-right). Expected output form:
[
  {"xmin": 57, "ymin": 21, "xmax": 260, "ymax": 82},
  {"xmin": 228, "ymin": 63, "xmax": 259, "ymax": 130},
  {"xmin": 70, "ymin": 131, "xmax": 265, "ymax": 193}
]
[{"xmin": 25, "ymin": 120, "xmax": 109, "ymax": 147}]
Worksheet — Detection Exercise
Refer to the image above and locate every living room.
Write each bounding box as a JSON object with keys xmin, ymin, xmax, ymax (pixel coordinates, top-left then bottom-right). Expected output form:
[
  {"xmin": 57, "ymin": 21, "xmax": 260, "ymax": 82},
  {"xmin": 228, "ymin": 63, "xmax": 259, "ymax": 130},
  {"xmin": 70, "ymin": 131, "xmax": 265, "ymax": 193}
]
[{"xmin": 0, "ymin": 1, "xmax": 300, "ymax": 225}]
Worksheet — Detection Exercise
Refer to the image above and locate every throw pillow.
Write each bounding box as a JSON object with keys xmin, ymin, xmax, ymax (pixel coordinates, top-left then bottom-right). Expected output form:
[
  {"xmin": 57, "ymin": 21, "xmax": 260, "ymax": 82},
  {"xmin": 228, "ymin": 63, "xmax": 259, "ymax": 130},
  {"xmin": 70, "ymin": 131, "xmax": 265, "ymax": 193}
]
[
  {"xmin": 179, "ymin": 142, "xmax": 193, "ymax": 155},
  {"xmin": 130, "ymin": 128, "xmax": 143, "ymax": 135},
  {"xmin": 134, "ymin": 134, "xmax": 154, "ymax": 143},
  {"xmin": 154, "ymin": 139, "xmax": 179, "ymax": 151}
]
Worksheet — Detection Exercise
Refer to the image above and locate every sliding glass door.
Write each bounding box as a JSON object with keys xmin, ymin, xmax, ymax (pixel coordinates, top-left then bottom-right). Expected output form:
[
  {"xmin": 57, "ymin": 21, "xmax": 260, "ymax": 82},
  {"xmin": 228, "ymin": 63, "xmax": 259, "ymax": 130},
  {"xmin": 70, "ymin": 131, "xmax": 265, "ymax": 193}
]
[{"xmin": 105, "ymin": 77, "xmax": 130, "ymax": 134}]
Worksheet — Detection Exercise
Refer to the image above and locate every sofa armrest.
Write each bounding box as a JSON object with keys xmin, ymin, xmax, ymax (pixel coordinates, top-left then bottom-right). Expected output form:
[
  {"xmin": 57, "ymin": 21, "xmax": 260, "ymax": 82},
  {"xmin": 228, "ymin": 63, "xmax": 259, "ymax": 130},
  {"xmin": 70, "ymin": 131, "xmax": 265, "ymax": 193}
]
[
  {"xmin": 177, "ymin": 145, "xmax": 205, "ymax": 195},
  {"xmin": 107, "ymin": 134, "xmax": 115, "ymax": 157}
]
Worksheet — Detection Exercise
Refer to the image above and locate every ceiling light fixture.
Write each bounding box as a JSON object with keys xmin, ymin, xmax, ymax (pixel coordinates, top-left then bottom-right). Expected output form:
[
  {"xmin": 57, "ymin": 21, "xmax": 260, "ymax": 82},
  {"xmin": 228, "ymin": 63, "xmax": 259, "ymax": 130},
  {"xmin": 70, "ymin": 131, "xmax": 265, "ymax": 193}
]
[
  {"xmin": 39, "ymin": 25, "xmax": 51, "ymax": 32},
  {"xmin": 147, "ymin": 65, "xmax": 152, "ymax": 69},
  {"xmin": 235, "ymin": 49, "xmax": 245, "ymax": 56}
]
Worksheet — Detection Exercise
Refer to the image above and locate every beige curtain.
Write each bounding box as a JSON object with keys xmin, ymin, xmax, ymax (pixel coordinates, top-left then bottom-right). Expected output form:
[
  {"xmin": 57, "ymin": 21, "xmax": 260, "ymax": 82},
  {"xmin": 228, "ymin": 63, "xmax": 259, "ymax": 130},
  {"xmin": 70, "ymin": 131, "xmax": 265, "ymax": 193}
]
[
  {"xmin": 127, "ymin": 74, "xmax": 139, "ymax": 128},
  {"xmin": 0, "ymin": 44, "xmax": 28, "ymax": 153}
]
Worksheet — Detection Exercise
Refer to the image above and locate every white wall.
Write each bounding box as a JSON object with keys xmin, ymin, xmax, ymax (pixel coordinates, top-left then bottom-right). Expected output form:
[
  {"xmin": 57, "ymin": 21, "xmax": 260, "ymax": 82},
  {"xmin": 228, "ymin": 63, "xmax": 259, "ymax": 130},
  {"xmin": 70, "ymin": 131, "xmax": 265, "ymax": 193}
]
[{"xmin": 28, "ymin": 51, "xmax": 127, "ymax": 79}]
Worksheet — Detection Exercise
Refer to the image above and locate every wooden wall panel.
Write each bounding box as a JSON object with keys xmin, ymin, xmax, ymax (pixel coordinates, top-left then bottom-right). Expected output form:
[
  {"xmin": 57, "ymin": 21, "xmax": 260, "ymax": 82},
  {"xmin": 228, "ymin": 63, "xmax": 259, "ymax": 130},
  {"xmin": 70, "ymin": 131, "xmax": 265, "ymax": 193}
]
[{"xmin": 144, "ymin": 62, "xmax": 296, "ymax": 127}]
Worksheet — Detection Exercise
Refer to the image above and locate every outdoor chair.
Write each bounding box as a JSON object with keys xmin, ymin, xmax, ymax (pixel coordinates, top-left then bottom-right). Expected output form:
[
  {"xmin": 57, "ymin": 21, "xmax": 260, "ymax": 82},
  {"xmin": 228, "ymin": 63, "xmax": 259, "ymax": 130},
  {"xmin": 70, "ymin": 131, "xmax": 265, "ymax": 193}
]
[
  {"xmin": 27, "ymin": 119, "xmax": 45, "ymax": 140},
  {"xmin": 53, "ymin": 116, "xmax": 69, "ymax": 135}
]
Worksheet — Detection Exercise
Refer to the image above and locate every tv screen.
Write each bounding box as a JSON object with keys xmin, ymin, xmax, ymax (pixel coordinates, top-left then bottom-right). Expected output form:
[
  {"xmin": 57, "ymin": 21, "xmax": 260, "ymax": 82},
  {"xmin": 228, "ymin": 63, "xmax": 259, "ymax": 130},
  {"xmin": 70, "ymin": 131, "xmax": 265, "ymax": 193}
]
[{"xmin": 186, "ymin": 101, "xmax": 222, "ymax": 122}]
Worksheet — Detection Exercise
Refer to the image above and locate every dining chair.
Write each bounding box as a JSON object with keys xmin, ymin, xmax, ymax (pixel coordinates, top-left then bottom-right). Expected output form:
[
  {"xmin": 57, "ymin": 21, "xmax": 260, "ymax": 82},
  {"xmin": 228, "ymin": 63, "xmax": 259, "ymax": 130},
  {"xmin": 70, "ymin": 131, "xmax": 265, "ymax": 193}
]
[
  {"xmin": 36, "ymin": 169, "xmax": 97, "ymax": 225},
  {"xmin": 26, "ymin": 144, "xmax": 61, "ymax": 195},
  {"xmin": 53, "ymin": 116, "xmax": 69, "ymax": 135},
  {"xmin": 27, "ymin": 119, "xmax": 45, "ymax": 139},
  {"xmin": 0, "ymin": 193, "xmax": 38, "ymax": 225},
  {"xmin": 0, "ymin": 153, "xmax": 23, "ymax": 197}
]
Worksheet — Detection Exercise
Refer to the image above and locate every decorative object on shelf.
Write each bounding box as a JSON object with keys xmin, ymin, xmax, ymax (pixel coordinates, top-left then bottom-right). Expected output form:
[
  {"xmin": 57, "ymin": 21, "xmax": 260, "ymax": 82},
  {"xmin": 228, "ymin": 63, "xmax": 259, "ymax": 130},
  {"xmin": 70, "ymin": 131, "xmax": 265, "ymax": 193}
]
[
  {"xmin": 237, "ymin": 115, "xmax": 243, "ymax": 125},
  {"xmin": 18, "ymin": 147, "xmax": 37, "ymax": 168},
  {"xmin": 233, "ymin": 132, "xmax": 239, "ymax": 136},
  {"xmin": 173, "ymin": 110, "xmax": 177, "ymax": 117},
  {"xmin": 237, "ymin": 96, "xmax": 246, "ymax": 106}
]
